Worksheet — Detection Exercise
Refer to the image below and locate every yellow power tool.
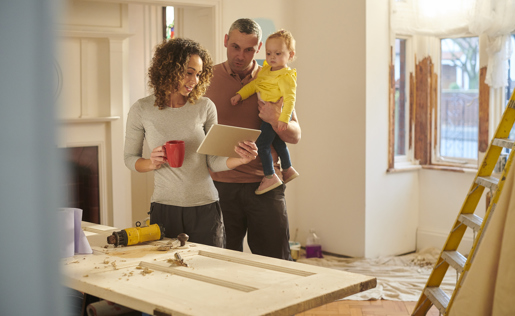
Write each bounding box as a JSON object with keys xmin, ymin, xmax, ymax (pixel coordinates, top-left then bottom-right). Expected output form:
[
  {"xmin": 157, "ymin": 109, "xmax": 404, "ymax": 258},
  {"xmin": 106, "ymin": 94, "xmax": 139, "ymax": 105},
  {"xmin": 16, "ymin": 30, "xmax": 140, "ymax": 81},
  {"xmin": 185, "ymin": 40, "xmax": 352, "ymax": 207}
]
[{"xmin": 107, "ymin": 222, "xmax": 165, "ymax": 247}]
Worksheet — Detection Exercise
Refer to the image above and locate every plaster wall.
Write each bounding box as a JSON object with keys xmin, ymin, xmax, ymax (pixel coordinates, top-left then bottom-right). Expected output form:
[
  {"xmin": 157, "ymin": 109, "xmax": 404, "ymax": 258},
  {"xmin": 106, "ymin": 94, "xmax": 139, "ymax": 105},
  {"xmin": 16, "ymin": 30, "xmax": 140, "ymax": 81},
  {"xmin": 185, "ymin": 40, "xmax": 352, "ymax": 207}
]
[
  {"xmin": 289, "ymin": 0, "xmax": 367, "ymax": 257},
  {"xmin": 418, "ymin": 169, "xmax": 487, "ymax": 253},
  {"xmin": 364, "ymin": 0, "xmax": 419, "ymax": 257}
]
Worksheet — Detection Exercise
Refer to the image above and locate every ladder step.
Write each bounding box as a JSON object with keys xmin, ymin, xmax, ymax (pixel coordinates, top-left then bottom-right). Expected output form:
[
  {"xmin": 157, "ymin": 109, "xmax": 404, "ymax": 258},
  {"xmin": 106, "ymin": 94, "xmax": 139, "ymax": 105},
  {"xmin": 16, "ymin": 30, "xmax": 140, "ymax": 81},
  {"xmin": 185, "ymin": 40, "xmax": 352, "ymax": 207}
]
[
  {"xmin": 441, "ymin": 251, "xmax": 466, "ymax": 273},
  {"xmin": 475, "ymin": 176, "xmax": 499, "ymax": 191},
  {"xmin": 425, "ymin": 287, "xmax": 449, "ymax": 315},
  {"xmin": 492, "ymin": 138, "xmax": 515, "ymax": 149},
  {"xmin": 459, "ymin": 214, "xmax": 483, "ymax": 232}
]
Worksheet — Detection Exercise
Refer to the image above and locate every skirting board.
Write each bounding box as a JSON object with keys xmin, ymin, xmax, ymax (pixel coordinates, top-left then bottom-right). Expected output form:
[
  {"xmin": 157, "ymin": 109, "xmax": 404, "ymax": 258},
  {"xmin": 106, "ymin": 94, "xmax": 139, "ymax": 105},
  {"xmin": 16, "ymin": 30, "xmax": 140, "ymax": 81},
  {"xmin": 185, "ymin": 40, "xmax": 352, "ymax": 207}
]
[{"xmin": 417, "ymin": 228, "xmax": 474, "ymax": 255}]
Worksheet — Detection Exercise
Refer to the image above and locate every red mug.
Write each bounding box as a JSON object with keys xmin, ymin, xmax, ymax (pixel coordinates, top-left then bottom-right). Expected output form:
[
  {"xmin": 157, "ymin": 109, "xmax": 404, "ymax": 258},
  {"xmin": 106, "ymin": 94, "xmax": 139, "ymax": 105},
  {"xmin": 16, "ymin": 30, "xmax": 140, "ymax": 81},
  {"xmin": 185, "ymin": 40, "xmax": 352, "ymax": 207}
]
[{"xmin": 165, "ymin": 140, "xmax": 185, "ymax": 168}]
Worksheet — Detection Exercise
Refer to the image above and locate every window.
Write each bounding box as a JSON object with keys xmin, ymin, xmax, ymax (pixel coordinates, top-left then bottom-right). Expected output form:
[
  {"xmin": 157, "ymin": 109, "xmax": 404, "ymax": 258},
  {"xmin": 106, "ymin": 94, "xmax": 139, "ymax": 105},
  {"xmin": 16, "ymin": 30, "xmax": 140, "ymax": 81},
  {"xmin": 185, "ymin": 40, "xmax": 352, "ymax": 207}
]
[
  {"xmin": 437, "ymin": 37, "xmax": 479, "ymax": 165},
  {"xmin": 163, "ymin": 6, "xmax": 175, "ymax": 40},
  {"xmin": 388, "ymin": 37, "xmax": 413, "ymax": 171},
  {"xmin": 395, "ymin": 38, "xmax": 408, "ymax": 158},
  {"xmin": 502, "ymin": 34, "xmax": 515, "ymax": 164}
]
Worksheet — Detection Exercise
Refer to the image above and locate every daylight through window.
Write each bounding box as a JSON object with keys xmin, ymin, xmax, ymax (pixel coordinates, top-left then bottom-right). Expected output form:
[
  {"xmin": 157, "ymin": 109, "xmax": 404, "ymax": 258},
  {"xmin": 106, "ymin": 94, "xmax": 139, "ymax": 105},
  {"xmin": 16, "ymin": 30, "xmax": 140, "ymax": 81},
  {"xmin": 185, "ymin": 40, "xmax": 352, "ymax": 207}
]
[
  {"xmin": 439, "ymin": 37, "xmax": 479, "ymax": 162},
  {"xmin": 395, "ymin": 39, "xmax": 408, "ymax": 157},
  {"xmin": 164, "ymin": 7, "xmax": 174, "ymax": 40}
]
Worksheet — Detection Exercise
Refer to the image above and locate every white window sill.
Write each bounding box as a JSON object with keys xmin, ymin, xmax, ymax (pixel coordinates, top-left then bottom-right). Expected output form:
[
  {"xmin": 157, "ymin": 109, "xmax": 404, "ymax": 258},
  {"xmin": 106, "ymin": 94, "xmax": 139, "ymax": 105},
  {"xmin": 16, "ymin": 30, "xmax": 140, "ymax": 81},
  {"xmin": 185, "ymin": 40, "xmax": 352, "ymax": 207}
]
[
  {"xmin": 421, "ymin": 165, "xmax": 478, "ymax": 174},
  {"xmin": 387, "ymin": 163, "xmax": 422, "ymax": 173}
]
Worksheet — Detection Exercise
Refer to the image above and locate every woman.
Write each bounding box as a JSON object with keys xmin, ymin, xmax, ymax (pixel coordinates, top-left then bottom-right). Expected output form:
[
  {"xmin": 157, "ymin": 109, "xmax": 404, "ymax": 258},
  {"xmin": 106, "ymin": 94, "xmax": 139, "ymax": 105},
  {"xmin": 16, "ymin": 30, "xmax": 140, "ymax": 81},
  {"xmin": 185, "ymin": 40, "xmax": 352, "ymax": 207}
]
[{"xmin": 124, "ymin": 38, "xmax": 258, "ymax": 247}]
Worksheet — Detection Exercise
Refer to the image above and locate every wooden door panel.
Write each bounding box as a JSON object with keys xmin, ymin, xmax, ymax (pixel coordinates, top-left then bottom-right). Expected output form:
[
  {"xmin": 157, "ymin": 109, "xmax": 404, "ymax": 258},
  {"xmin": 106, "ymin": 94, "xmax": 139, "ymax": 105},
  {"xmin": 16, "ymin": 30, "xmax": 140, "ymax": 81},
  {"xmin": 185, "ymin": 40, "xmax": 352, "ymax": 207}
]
[{"xmin": 62, "ymin": 223, "xmax": 376, "ymax": 316}]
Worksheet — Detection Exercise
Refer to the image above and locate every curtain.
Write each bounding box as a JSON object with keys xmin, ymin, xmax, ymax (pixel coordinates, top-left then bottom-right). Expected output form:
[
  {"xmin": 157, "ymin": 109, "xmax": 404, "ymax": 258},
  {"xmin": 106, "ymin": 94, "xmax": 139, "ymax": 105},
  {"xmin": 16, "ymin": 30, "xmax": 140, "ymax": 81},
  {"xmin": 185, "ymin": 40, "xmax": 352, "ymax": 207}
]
[
  {"xmin": 391, "ymin": 0, "xmax": 515, "ymax": 88},
  {"xmin": 391, "ymin": 0, "xmax": 475, "ymax": 36},
  {"xmin": 469, "ymin": 0, "xmax": 515, "ymax": 88}
]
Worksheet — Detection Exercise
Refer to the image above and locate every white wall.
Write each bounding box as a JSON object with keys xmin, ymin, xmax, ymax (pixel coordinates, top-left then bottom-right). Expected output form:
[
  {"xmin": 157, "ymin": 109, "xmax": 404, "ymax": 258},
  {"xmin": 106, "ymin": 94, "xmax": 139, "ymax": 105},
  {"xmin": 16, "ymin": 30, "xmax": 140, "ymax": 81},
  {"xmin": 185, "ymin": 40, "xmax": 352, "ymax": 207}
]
[
  {"xmin": 364, "ymin": 0, "xmax": 419, "ymax": 257},
  {"xmin": 418, "ymin": 169, "xmax": 486, "ymax": 253},
  {"xmin": 290, "ymin": 0, "xmax": 368, "ymax": 257},
  {"xmin": 179, "ymin": 7, "xmax": 216, "ymax": 59}
]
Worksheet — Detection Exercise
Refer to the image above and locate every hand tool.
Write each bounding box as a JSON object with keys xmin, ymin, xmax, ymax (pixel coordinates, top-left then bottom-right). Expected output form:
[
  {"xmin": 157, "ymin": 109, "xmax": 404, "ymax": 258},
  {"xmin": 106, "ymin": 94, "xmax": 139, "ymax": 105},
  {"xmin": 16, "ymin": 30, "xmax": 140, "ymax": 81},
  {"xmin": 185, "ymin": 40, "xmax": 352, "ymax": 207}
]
[{"xmin": 107, "ymin": 223, "xmax": 165, "ymax": 247}]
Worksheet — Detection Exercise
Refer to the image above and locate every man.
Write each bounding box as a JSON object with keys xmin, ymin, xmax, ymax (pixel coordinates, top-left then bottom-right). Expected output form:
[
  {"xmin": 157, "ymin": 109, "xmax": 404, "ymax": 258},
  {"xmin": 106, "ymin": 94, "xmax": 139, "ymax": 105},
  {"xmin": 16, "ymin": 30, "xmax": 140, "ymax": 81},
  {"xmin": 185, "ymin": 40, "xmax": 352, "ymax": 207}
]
[{"xmin": 205, "ymin": 18, "xmax": 301, "ymax": 260}]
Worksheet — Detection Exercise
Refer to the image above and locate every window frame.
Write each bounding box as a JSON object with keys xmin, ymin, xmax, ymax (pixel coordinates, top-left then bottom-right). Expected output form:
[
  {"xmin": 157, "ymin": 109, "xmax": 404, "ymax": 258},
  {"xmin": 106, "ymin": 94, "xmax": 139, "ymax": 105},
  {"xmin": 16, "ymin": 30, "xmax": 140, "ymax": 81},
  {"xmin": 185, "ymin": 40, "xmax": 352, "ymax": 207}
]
[
  {"xmin": 388, "ymin": 34, "xmax": 417, "ymax": 171},
  {"xmin": 394, "ymin": 37, "xmax": 412, "ymax": 164},
  {"xmin": 431, "ymin": 34, "xmax": 481, "ymax": 169},
  {"xmin": 387, "ymin": 32, "xmax": 498, "ymax": 172}
]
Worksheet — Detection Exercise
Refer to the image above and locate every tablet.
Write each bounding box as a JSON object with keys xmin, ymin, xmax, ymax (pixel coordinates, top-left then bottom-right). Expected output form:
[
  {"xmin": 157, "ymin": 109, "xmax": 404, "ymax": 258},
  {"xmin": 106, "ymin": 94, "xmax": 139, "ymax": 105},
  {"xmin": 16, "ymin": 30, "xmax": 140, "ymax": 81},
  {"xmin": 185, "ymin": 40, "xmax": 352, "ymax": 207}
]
[{"xmin": 197, "ymin": 124, "xmax": 261, "ymax": 158}]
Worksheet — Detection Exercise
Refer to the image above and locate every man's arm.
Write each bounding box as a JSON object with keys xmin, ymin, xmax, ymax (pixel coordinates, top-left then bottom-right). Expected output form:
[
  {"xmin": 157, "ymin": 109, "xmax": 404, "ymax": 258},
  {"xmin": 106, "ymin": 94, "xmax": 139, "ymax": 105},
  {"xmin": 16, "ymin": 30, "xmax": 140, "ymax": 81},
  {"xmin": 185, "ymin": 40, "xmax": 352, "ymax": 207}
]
[{"xmin": 258, "ymin": 99, "xmax": 301, "ymax": 144}]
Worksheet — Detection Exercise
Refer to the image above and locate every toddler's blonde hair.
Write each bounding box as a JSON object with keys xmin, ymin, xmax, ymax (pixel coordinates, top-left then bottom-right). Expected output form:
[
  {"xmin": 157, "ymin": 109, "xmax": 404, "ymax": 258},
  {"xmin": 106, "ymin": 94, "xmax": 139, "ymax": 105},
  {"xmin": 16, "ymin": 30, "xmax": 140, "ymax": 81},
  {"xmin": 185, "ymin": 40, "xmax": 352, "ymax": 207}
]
[{"xmin": 267, "ymin": 29, "xmax": 296, "ymax": 61}]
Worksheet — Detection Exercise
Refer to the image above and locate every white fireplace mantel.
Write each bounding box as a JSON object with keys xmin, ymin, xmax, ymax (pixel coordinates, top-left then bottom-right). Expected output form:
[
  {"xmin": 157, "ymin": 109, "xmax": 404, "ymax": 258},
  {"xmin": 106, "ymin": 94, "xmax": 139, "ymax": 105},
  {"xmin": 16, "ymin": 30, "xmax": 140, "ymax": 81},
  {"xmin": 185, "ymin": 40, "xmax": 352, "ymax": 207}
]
[{"xmin": 57, "ymin": 1, "xmax": 134, "ymax": 228}]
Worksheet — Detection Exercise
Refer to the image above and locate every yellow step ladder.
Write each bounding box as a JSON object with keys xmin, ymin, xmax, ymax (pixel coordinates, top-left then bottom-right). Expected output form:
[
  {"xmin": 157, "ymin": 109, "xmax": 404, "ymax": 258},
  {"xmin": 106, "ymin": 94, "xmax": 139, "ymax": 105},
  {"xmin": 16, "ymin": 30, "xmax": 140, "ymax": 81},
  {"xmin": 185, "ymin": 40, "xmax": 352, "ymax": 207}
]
[{"xmin": 412, "ymin": 92, "xmax": 515, "ymax": 316}]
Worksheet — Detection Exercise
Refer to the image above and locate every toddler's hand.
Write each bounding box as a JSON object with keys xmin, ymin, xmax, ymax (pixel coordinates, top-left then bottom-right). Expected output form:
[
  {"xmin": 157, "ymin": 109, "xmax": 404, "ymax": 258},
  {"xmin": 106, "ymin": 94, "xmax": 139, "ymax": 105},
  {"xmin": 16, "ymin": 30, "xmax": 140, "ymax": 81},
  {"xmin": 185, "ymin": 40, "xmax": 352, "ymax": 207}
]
[
  {"xmin": 278, "ymin": 121, "xmax": 288, "ymax": 132},
  {"xmin": 230, "ymin": 94, "xmax": 242, "ymax": 106}
]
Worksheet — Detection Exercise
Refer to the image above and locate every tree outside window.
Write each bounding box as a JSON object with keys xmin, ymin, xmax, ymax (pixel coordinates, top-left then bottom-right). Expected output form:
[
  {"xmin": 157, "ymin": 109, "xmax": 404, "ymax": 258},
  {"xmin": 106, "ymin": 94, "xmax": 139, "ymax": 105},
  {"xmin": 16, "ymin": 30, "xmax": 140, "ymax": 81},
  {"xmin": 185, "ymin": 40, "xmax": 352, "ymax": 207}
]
[{"xmin": 439, "ymin": 37, "xmax": 479, "ymax": 161}]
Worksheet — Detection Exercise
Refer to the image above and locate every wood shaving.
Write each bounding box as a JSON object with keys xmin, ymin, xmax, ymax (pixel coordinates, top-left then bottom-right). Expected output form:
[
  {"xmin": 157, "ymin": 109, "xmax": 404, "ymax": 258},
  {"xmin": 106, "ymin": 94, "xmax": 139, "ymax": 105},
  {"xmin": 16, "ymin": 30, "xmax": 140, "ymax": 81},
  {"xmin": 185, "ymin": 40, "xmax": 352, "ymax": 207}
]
[
  {"xmin": 103, "ymin": 259, "xmax": 110, "ymax": 264},
  {"xmin": 141, "ymin": 267, "xmax": 153, "ymax": 275},
  {"xmin": 135, "ymin": 266, "xmax": 142, "ymax": 270},
  {"xmin": 111, "ymin": 261, "xmax": 118, "ymax": 269},
  {"xmin": 166, "ymin": 258, "xmax": 188, "ymax": 267},
  {"xmin": 83, "ymin": 275, "xmax": 89, "ymax": 277}
]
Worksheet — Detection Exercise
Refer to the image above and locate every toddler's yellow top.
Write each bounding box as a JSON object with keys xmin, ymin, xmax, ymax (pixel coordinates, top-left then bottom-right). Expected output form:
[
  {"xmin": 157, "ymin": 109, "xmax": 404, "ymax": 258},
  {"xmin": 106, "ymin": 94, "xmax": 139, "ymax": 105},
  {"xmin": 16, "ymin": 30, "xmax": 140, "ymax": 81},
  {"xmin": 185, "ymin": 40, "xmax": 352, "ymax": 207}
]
[{"xmin": 236, "ymin": 61, "xmax": 297, "ymax": 123}]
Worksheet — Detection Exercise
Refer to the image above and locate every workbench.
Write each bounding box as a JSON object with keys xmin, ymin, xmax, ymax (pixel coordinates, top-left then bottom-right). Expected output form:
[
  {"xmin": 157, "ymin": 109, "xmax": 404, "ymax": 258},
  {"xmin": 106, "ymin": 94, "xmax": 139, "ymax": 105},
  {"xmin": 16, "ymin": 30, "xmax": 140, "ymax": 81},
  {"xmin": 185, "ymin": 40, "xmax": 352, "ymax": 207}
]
[{"xmin": 61, "ymin": 222, "xmax": 376, "ymax": 316}]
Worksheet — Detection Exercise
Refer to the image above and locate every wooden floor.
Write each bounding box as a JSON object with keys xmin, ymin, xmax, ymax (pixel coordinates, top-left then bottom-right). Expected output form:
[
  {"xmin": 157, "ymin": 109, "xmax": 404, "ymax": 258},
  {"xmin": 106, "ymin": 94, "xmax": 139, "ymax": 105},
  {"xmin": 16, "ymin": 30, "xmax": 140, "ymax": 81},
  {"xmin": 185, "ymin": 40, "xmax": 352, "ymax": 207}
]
[{"xmin": 296, "ymin": 300, "xmax": 441, "ymax": 316}]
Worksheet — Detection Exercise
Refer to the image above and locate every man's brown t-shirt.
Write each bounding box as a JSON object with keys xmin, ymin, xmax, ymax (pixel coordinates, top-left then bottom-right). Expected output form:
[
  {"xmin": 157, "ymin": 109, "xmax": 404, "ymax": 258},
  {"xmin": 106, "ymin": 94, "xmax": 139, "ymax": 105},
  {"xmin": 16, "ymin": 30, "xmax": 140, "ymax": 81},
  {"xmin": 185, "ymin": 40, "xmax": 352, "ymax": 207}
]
[{"xmin": 205, "ymin": 61, "xmax": 282, "ymax": 183}]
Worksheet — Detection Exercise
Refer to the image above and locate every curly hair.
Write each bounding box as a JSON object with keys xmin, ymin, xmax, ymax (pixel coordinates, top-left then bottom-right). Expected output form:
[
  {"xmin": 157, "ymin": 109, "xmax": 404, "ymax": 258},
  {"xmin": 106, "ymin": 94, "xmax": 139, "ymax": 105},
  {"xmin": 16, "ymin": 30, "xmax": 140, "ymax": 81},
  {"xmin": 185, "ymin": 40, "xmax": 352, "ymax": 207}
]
[
  {"xmin": 267, "ymin": 29, "xmax": 296, "ymax": 62},
  {"xmin": 148, "ymin": 38, "xmax": 213, "ymax": 109}
]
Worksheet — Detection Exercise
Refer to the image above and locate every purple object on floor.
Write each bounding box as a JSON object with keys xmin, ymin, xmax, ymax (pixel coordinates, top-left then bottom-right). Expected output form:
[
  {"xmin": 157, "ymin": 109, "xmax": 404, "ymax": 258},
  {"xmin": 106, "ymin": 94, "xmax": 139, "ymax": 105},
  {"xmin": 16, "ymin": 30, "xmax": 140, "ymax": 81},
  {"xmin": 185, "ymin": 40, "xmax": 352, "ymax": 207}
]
[{"xmin": 306, "ymin": 244, "xmax": 323, "ymax": 258}]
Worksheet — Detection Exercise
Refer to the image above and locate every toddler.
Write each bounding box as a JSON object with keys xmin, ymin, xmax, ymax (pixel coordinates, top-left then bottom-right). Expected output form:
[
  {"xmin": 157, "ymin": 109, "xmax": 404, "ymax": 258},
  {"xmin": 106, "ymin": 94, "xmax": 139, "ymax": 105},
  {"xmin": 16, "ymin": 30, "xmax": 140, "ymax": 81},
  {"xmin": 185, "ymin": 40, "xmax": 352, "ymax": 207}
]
[{"xmin": 231, "ymin": 29, "xmax": 299, "ymax": 195}]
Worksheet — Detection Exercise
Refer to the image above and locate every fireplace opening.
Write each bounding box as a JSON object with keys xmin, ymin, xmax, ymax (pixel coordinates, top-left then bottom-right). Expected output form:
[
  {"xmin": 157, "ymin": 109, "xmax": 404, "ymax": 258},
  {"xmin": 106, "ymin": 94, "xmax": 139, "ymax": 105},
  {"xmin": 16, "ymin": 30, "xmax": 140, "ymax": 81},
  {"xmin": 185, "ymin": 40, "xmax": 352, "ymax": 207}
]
[{"xmin": 61, "ymin": 146, "xmax": 100, "ymax": 224}]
